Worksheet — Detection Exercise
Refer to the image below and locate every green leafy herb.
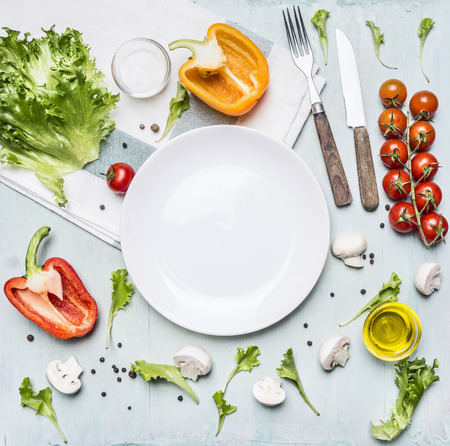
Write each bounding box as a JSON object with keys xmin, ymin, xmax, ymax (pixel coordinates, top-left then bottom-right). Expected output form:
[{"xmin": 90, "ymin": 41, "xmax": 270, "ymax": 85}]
[
  {"xmin": 371, "ymin": 357, "xmax": 439, "ymax": 441},
  {"xmin": 311, "ymin": 10, "xmax": 330, "ymax": 65},
  {"xmin": 106, "ymin": 269, "xmax": 134, "ymax": 349},
  {"xmin": 276, "ymin": 348, "xmax": 319, "ymax": 416},
  {"xmin": 213, "ymin": 345, "xmax": 261, "ymax": 436},
  {"xmin": 157, "ymin": 81, "xmax": 190, "ymax": 141},
  {"xmin": 19, "ymin": 377, "xmax": 67, "ymax": 443},
  {"xmin": 366, "ymin": 21, "xmax": 397, "ymax": 70},
  {"xmin": 0, "ymin": 27, "xmax": 119, "ymax": 207},
  {"xmin": 130, "ymin": 360, "xmax": 199, "ymax": 404},
  {"xmin": 418, "ymin": 18, "xmax": 435, "ymax": 83},
  {"xmin": 339, "ymin": 272, "xmax": 402, "ymax": 327}
]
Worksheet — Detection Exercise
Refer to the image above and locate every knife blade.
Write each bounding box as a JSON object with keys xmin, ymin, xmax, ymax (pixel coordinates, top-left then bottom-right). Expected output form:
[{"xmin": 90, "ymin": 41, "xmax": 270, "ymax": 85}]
[{"xmin": 336, "ymin": 29, "xmax": 379, "ymax": 211}]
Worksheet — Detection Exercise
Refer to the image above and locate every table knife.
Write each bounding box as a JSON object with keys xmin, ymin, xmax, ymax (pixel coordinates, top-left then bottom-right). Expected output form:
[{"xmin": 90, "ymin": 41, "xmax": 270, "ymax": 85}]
[{"xmin": 336, "ymin": 29, "xmax": 379, "ymax": 211}]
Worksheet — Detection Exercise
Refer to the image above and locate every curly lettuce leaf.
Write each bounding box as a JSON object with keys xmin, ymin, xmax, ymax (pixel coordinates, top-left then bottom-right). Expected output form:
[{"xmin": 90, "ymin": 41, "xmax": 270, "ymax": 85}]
[
  {"xmin": 311, "ymin": 10, "xmax": 329, "ymax": 65},
  {"xmin": 0, "ymin": 27, "xmax": 119, "ymax": 206},
  {"xmin": 366, "ymin": 21, "xmax": 397, "ymax": 70},
  {"xmin": 418, "ymin": 18, "xmax": 435, "ymax": 82},
  {"xmin": 212, "ymin": 391, "xmax": 236, "ymax": 436}
]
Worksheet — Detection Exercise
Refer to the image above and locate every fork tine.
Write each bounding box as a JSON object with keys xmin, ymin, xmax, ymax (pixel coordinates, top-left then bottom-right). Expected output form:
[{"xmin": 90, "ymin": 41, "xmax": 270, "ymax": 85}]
[
  {"xmin": 282, "ymin": 11, "xmax": 296, "ymax": 57},
  {"xmin": 295, "ymin": 5, "xmax": 311, "ymax": 55},
  {"xmin": 292, "ymin": 6, "xmax": 305, "ymax": 55},
  {"xmin": 284, "ymin": 9, "xmax": 299, "ymax": 57}
]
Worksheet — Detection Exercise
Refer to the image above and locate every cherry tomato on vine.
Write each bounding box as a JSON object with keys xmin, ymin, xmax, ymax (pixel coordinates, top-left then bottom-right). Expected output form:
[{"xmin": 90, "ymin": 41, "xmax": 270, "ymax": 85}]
[
  {"xmin": 411, "ymin": 152, "xmax": 439, "ymax": 181},
  {"xmin": 379, "ymin": 139, "xmax": 408, "ymax": 168},
  {"xmin": 388, "ymin": 202, "xmax": 417, "ymax": 233},
  {"xmin": 379, "ymin": 79, "xmax": 408, "ymax": 108},
  {"xmin": 382, "ymin": 169, "xmax": 411, "ymax": 200},
  {"xmin": 103, "ymin": 162, "xmax": 135, "ymax": 194},
  {"xmin": 409, "ymin": 121, "xmax": 436, "ymax": 151},
  {"xmin": 419, "ymin": 212, "xmax": 448, "ymax": 245},
  {"xmin": 409, "ymin": 90, "xmax": 439, "ymax": 121},
  {"xmin": 378, "ymin": 108, "xmax": 407, "ymax": 138},
  {"xmin": 415, "ymin": 181, "xmax": 442, "ymax": 213}
]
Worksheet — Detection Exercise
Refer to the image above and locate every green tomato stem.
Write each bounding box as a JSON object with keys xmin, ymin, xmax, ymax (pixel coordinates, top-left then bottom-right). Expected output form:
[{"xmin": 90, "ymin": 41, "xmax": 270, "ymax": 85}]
[{"xmin": 25, "ymin": 226, "xmax": 50, "ymax": 277}]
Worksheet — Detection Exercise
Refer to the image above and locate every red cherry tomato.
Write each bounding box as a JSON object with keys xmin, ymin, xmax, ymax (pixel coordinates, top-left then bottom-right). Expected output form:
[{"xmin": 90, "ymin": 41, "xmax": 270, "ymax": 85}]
[
  {"xmin": 411, "ymin": 152, "xmax": 439, "ymax": 181},
  {"xmin": 378, "ymin": 108, "xmax": 407, "ymax": 138},
  {"xmin": 104, "ymin": 162, "xmax": 135, "ymax": 194},
  {"xmin": 415, "ymin": 181, "xmax": 442, "ymax": 213},
  {"xmin": 419, "ymin": 212, "xmax": 448, "ymax": 245},
  {"xmin": 382, "ymin": 169, "xmax": 411, "ymax": 200},
  {"xmin": 379, "ymin": 79, "xmax": 408, "ymax": 108},
  {"xmin": 409, "ymin": 121, "xmax": 435, "ymax": 151},
  {"xmin": 409, "ymin": 90, "xmax": 439, "ymax": 121},
  {"xmin": 379, "ymin": 139, "xmax": 408, "ymax": 168},
  {"xmin": 388, "ymin": 202, "xmax": 417, "ymax": 233}
]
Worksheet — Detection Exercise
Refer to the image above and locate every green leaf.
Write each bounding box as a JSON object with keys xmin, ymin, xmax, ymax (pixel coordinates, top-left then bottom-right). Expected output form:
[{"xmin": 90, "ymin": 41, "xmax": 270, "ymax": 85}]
[
  {"xmin": 19, "ymin": 377, "xmax": 67, "ymax": 443},
  {"xmin": 366, "ymin": 21, "xmax": 397, "ymax": 70},
  {"xmin": 311, "ymin": 10, "xmax": 329, "ymax": 65},
  {"xmin": 276, "ymin": 348, "xmax": 319, "ymax": 416},
  {"xmin": 371, "ymin": 357, "xmax": 439, "ymax": 441},
  {"xmin": 130, "ymin": 360, "xmax": 199, "ymax": 404},
  {"xmin": 223, "ymin": 345, "xmax": 261, "ymax": 392},
  {"xmin": 157, "ymin": 81, "xmax": 190, "ymax": 141},
  {"xmin": 212, "ymin": 391, "xmax": 236, "ymax": 436},
  {"xmin": 418, "ymin": 18, "xmax": 435, "ymax": 82},
  {"xmin": 339, "ymin": 272, "xmax": 402, "ymax": 327},
  {"xmin": 106, "ymin": 269, "xmax": 134, "ymax": 349}
]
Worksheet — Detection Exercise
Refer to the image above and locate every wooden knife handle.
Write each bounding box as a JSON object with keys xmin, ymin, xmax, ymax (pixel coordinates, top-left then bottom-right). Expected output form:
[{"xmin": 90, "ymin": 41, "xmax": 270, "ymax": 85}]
[
  {"xmin": 313, "ymin": 110, "xmax": 352, "ymax": 207},
  {"xmin": 354, "ymin": 126, "xmax": 379, "ymax": 211}
]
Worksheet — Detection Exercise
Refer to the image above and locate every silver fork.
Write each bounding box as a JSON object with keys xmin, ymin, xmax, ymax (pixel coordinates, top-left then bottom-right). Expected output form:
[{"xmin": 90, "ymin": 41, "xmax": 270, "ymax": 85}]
[{"xmin": 283, "ymin": 6, "xmax": 352, "ymax": 207}]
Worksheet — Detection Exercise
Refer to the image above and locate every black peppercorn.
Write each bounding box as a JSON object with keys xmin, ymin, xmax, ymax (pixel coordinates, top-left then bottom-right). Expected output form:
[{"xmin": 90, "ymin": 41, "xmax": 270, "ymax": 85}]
[
  {"xmin": 129, "ymin": 371, "xmax": 137, "ymax": 379},
  {"xmin": 380, "ymin": 223, "xmax": 385, "ymax": 228},
  {"xmin": 122, "ymin": 142, "xmax": 128, "ymax": 148},
  {"xmin": 385, "ymin": 204, "xmax": 390, "ymax": 211},
  {"xmin": 118, "ymin": 342, "xmax": 122, "ymax": 348},
  {"xmin": 370, "ymin": 259, "xmax": 374, "ymax": 265},
  {"xmin": 27, "ymin": 334, "xmax": 34, "ymax": 342},
  {"xmin": 139, "ymin": 124, "xmax": 145, "ymax": 129},
  {"xmin": 330, "ymin": 292, "xmax": 335, "ymax": 297},
  {"xmin": 128, "ymin": 406, "xmax": 132, "ymax": 410},
  {"xmin": 361, "ymin": 289, "xmax": 366, "ymax": 295},
  {"xmin": 151, "ymin": 123, "xmax": 160, "ymax": 132},
  {"xmin": 122, "ymin": 367, "xmax": 127, "ymax": 373},
  {"xmin": 178, "ymin": 395, "xmax": 183, "ymax": 401},
  {"xmin": 369, "ymin": 253, "xmax": 375, "ymax": 259},
  {"xmin": 307, "ymin": 341, "xmax": 313, "ymax": 346},
  {"xmin": 303, "ymin": 323, "xmax": 308, "ymax": 328},
  {"xmin": 117, "ymin": 377, "xmax": 122, "ymax": 382},
  {"xmin": 101, "ymin": 392, "xmax": 106, "ymax": 397},
  {"xmin": 362, "ymin": 254, "xmax": 367, "ymax": 260},
  {"xmin": 100, "ymin": 357, "xmax": 105, "ymax": 363},
  {"xmin": 91, "ymin": 369, "xmax": 96, "ymax": 374},
  {"xmin": 100, "ymin": 204, "xmax": 105, "ymax": 210}
]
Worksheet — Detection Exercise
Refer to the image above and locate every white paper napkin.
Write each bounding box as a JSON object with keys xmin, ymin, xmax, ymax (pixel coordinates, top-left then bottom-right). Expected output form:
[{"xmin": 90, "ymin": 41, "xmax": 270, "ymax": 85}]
[{"xmin": 0, "ymin": 0, "xmax": 325, "ymax": 247}]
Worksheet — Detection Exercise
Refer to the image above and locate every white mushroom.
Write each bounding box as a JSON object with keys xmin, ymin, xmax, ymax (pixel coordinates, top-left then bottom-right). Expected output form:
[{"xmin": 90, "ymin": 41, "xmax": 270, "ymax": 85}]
[
  {"xmin": 173, "ymin": 345, "xmax": 212, "ymax": 381},
  {"xmin": 414, "ymin": 262, "xmax": 441, "ymax": 296},
  {"xmin": 331, "ymin": 232, "xmax": 367, "ymax": 268},
  {"xmin": 253, "ymin": 377, "xmax": 286, "ymax": 406},
  {"xmin": 45, "ymin": 356, "xmax": 83, "ymax": 394},
  {"xmin": 319, "ymin": 335, "xmax": 351, "ymax": 370}
]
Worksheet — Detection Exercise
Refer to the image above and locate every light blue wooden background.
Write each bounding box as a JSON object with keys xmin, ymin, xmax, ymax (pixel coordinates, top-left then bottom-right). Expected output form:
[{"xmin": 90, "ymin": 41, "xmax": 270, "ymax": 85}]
[{"xmin": 1, "ymin": 0, "xmax": 449, "ymax": 445}]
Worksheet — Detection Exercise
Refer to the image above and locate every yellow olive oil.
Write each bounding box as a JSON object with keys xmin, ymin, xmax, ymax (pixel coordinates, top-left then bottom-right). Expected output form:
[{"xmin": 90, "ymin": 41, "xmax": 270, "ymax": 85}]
[{"xmin": 363, "ymin": 302, "xmax": 421, "ymax": 361}]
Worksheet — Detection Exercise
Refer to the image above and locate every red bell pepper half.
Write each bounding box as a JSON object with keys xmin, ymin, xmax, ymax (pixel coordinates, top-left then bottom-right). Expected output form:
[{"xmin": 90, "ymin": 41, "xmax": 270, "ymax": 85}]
[{"xmin": 4, "ymin": 226, "xmax": 97, "ymax": 339}]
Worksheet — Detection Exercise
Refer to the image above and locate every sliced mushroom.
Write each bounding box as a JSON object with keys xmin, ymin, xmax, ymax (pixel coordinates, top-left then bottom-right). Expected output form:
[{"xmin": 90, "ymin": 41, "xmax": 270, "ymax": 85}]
[
  {"xmin": 253, "ymin": 377, "xmax": 285, "ymax": 406},
  {"xmin": 331, "ymin": 233, "xmax": 367, "ymax": 268},
  {"xmin": 173, "ymin": 345, "xmax": 212, "ymax": 381},
  {"xmin": 45, "ymin": 356, "xmax": 83, "ymax": 394},
  {"xmin": 319, "ymin": 335, "xmax": 351, "ymax": 370},
  {"xmin": 414, "ymin": 262, "xmax": 441, "ymax": 296}
]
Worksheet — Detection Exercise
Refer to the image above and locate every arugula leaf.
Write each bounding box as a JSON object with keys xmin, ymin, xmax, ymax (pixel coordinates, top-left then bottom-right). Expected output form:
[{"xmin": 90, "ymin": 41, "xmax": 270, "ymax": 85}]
[
  {"xmin": 0, "ymin": 27, "xmax": 119, "ymax": 206},
  {"xmin": 366, "ymin": 21, "xmax": 397, "ymax": 70},
  {"xmin": 276, "ymin": 348, "xmax": 319, "ymax": 416},
  {"xmin": 130, "ymin": 360, "xmax": 199, "ymax": 404},
  {"xmin": 339, "ymin": 272, "xmax": 402, "ymax": 327},
  {"xmin": 418, "ymin": 18, "xmax": 435, "ymax": 83},
  {"xmin": 106, "ymin": 269, "xmax": 134, "ymax": 349},
  {"xmin": 212, "ymin": 391, "xmax": 236, "ymax": 436},
  {"xmin": 371, "ymin": 357, "xmax": 439, "ymax": 441},
  {"xmin": 19, "ymin": 377, "xmax": 67, "ymax": 443},
  {"xmin": 311, "ymin": 10, "xmax": 330, "ymax": 65},
  {"xmin": 157, "ymin": 81, "xmax": 190, "ymax": 141}
]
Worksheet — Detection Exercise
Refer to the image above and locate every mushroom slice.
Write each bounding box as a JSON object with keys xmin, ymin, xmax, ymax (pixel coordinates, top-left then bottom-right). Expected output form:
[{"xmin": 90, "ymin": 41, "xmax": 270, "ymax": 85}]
[
  {"xmin": 330, "ymin": 233, "xmax": 367, "ymax": 268},
  {"xmin": 319, "ymin": 335, "xmax": 351, "ymax": 371},
  {"xmin": 173, "ymin": 345, "xmax": 212, "ymax": 381},
  {"xmin": 414, "ymin": 262, "xmax": 441, "ymax": 296},
  {"xmin": 253, "ymin": 377, "xmax": 286, "ymax": 406},
  {"xmin": 45, "ymin": 356, "xmax": 83, "ymax": 394}
]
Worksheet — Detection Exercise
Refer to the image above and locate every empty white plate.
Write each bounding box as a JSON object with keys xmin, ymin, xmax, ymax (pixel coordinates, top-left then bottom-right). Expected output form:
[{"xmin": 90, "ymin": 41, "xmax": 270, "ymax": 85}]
[{"xmin": 121, "ymin": 125, "xmax": 329, "ymax": 335}]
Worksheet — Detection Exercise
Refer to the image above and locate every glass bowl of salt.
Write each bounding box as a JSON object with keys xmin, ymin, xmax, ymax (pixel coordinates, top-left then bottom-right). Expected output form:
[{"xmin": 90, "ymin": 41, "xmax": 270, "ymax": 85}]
[{"xmin": 111, "ymin": 38, "xmax": 171, "ymax": 98}]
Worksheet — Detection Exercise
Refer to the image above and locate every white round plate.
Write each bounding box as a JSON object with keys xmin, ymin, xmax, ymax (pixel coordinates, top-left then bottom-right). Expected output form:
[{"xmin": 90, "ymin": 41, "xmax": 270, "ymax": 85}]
[{"xmin": 121, "ymin": 126, "xmax": 330, "ymax": 336}]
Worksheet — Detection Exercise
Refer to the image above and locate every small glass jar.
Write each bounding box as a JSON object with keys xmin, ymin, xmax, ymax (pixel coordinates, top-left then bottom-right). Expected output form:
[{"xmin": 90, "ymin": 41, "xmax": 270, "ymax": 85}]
[
  {"xmin": 111, "ymin": 38, "xmax": 171, "ymax": 98},
  {"xmin": 363, "ymin": 302, "xmax": 422, "ymax": 361}
]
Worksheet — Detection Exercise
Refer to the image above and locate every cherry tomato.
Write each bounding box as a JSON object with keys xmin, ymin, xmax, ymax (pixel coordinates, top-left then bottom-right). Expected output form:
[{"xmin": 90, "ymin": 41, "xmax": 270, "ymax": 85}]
[
  {"xmin": 388, "ymin": 202, "xmax": 417, "ymax": 233},
  {"xmin": 415, "ymin": 181, "xmax": 442, "ymax": 213},
  {"xmin": 379, "ymin": 139, "xmax": 408, "ymax": 168},
  {"xmin": 409, "ymin": 90, "xmax": 439, "ymax": 121},
  {"xmin": 382, "ymin": 169, "xmax": 411, "ymax": 200},
  {"xmin": 411, "ymin": 152, "xmax": 439, "ymax": 181},
  {"xmin": 379, "ymin": 79, "xmax": 407, "ymax": 108},
  {"xmin": 378, "ymin": 108, "xmax": 407, "ymax": 138},
  {"xmin": 419, "ymin": 212, "xmax": 448, "ymax": 245},
  {"xmin": 409, "ymin": 121, "xmax": 435, "ymax": 151},
  {"xmin": 104, "ymin": 162, "xmax": 135, "ymax": 194}
]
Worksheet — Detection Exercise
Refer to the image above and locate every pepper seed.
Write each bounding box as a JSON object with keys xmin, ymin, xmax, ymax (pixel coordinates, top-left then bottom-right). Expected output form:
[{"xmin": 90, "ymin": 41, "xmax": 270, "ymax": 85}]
[
  {"xmin": 27, "ymin": 334, "xmax": 34, "ymax": 342},
  {"xmin": 151, "ymin": 123, "xmax": 160, "ymax": 133}
]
